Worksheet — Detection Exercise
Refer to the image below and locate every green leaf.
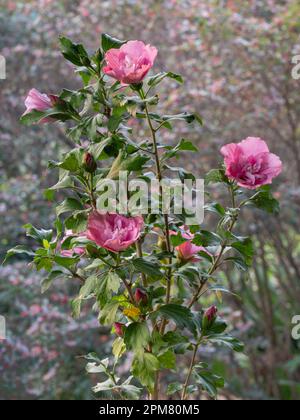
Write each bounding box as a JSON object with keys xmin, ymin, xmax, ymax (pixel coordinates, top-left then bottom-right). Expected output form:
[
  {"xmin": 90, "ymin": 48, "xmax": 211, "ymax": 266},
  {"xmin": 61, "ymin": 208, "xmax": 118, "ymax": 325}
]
[
  {"xmin": 166, "ymin": 382, "xmax": 183, "ymax": 396},
  {"xmin": 41, "ymin": 270, "xmax": 65, "ymax": 293},
  {"xmin": 170, "ymin": 232, "xmax": 187, "ymax": 247},
  {"xmin": 89, "ymin": 137, "xmax": 112, "ymax": 159},
  {"xmin": 160, "ymin": 112, "xmax": 203, "ymax": 126},
  {"xmin": 119, "ymin": 377, "xmax": 142, "ymax": 400},
  {"xmin": 20, "ymin": 110, "xmax": 47, "ymax": 125},
  {"xmin": 100, "ymin": 301, "xmax": 120, "ymax": 326},
  {"xmin": 59, "ymin": 148, "xmax": 83, "ymax": 172},
  {"xmin": 99, "ymin": 272, "xmax": 121, "ymax": 297},
  {"xmin": 158, "ymin": 349, "xmax": 176, "ymax": 369},
  {"xmin": 3, "ymin": 245, "xmax": 35, "ymax": 264},
  {"xmin": 59, "ymin": 36, "xmax": 91, "ymax": 67},
  {"xmin": 207, "ymin": 317, "xmax": 227, "ymax": 335},
  {"xmin": 101, "ymin": 34, "xmax": 126, "ymax": 52},
  {"xmin": 56, "ymin": 198, "xmax": 84, "ymax": 217},
  {"xmin": 148, "ymin": 72, "xmax": 183, "ymax": 87},
  {"xmin": 164, "ymin": 139, "xmax": 198, "ymax": 160},
  {"xmin": 194, "ymin": 368, "xmax": 224, "ymax": 398},
  {"xmin": 207, "ymin": 285, "xmax": 241, "ymax": 300},
  {"xmin": 192, "ymin": 231, "xmax": 222, "ymax": 247},
  {"xmin": 112, "ymin": 337, "xmax": 126, "ymax": 360},
  {"xmin": 125, "ymin": 155, "xmax": 150, "ymax": 172},
  {"xmin": 50, "ymin": 171, "xmax": 74, "ymax": 190},
  {"xmin": 155, "ymin": 304, "xmax": 196, "ymax": 334},
  {"xmin": 132, "ymin": 258, "xmax": 163, "ymax": 279},
  {"xmin": 124, "ymin": 322, "xmax": 150, "ymax": 350},
  {"xmin": 54, "ymin": 255, "xmax": 79, "ymax": 269},
  {"xmin": 175, "ymin": 138, "xmax": 198, "ymax": 152},
  {"xmin": 248, "ymin": 186, "xmax": 280, "ymax": 214},
  {"xmin": 108, "ymin": 115, "xmax": 123, "ymax": 132},
  {"xmin": 92, "ymin": 378, "xmax": 115, "ymax": 393},
  {"xmin": 205, "ymin": 202, "xmax": 226, "ymax": 216},
  {"xmin": 225, "ymin": 256, "xmax": 249, "ymax": 272},
  {"xmin": 23, "ymin": 224, "xmax": 53, "ymax": 244},
  {"xmin": 71, "ymin": 298, "xmax": 82, "ymax": 319},
  {"xmin": 65, "ymin": 212, "xmax": 88, "ymax": 233},
  {"xmin": 132, "ymin": 351, "xmax": 159, "ymax": 392},
  {"xmin": 207, "ymin": 334, "xmax": 244, "ymax": 352},
  {"xmin": 205, "ymin": 169, "xmax": 229, "ymax": 185},
  {"xmin": 231, "ymin": 237, "xmax": 254, "ymax": 266}
]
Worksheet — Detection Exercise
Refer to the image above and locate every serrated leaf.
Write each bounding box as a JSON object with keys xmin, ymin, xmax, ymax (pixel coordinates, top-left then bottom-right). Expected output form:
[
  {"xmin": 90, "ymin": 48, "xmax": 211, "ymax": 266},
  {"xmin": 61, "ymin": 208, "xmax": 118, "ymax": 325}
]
[
  {"xmin": 231, "ymin": 237, "xmax": 254, "ymax": 266},
  {"xmin": 41, "ymin": 270, "xmax": 64, "ymax": 293},
  {"xmin": 101, "ymin": 34, "xmax": 126, "ymax": 52},
  {"xmin": 56, "ymin": 198, "xmax": 84, "ymax": 217},
  {"xmin": 100, "ymin": 301, "xmax": 120, "ymax": 326},
  {"xmin": 132, "ymin": 351, "xmax": 159, "ymax": 392},
  {"xmin": 132, "ymin": 258, "xmax": 163, "ymax": 278},
  {"xmin": 166, "ymin": 382, "xmax": 183, "ymax": 396},
  {"xmin": 249, "ymin": 186, "xmax": 280, "ymax": 214},
  {"xmin": 207, "ymin": 334, "xmax": 244, "ymax": 352},
  {"xmin": 192, "ymin": 231, "xmax": 222, "ymax": 247},
  {"xmin": 194, "ymin": 369, "xmax": 224, "ymax": 398},
  {"xmin": 112, "ymin": 337, "xmax": 126, "ymax": 360},
  {"xmin": 148, "ymin": 72, "xmax": 183, "ymax": 87},
  {"xmin": 124, "ymin": 322, "xmax": 150, "ymax": 350},
  {"xmin": 155, "ymin": 304, "xmax": 196, "ymax": 334},
  {"xmin": 158, "ymin": 349, "xmax": 176, "ymax": 369},
  {"xmin": 3, "ymin": 246, "xmax": 35, "ymax": 264},
  {"xmin": 205, "ymin": 169, "xmax": 229, "ymax": 185}
]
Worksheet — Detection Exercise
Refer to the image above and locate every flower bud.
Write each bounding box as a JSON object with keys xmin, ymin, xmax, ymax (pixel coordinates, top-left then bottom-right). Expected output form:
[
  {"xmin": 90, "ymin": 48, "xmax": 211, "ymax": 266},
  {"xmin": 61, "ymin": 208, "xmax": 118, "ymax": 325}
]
[
  {"xmin": 202, "ymin": 306, "xmax": 218, "ymax": 332},
  {"xmin": 107, "ymin": 150, "xmax": 126, "ymax": 179},
  {"xmin": 114, "ymin": 322, "xmax": 125, "ymax": 337},
  {"xmin": 157, "ymin": 236, "xmax": 168, "ymax": 251},
  {"xmin": 82, "ymin": 152, "xmax": 97, "ymax": 173},
  {"xmin": 135, "ymin": 288, "xmax": 148, "ymax": 305}
]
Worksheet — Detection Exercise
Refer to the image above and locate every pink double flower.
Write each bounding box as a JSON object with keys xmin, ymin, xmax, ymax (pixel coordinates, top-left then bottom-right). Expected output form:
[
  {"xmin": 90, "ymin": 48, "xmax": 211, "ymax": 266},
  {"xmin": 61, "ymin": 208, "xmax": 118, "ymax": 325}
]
[
  {"xmin": 221, "ymin": 137, "xmax": 282, "ymax": 190},
  {"xmin": 87, "ymin": 212, "xmax": 144, "ymax": 253},
  {"xmin": 104, "ymin": 40, "xmax": 158, "ymax": 85}
]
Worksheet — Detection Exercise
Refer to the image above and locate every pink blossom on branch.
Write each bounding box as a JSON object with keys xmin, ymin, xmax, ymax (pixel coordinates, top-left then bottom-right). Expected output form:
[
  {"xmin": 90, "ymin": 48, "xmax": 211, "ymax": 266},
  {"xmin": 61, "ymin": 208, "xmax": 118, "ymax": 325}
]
[
  {"xmin": 171, "ymin": 228, "xmax": 211, "ymax": 263},
  {"xmin": 221, "ymin": 137, "xmax": 282, "ymax": 190},
  {"xmin": 23, "ymin": 88, "xmax": 59, "ymax": 123},
  {"xmin": 103, "ymin": 40, "xmax": 158, "ymax": 85},
  {"xmin": 87, "ymin": 212, "xmax": 144, "ymax": 253},
  {"xmin": 60, "ymin": 230, "xmax": 86, "ymax": 257}
]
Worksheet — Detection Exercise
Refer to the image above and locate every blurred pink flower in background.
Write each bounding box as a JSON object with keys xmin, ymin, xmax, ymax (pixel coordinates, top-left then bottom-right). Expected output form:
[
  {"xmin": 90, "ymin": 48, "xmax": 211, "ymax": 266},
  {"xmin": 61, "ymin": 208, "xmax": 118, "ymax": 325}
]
[
  {"xmin": 29, "ymin": 304, "xmax": 42, "ymax": 316},
  {"xmin": 221, "ymin": 137, "xmax": 282, "ymax": 190},
  {"xmin": 87, "ymin": 212, "xmax": 144, "ymax": 253},
  {"xmin": 104, "ymin": 40, "xmax": 158, "ymax": 84}
]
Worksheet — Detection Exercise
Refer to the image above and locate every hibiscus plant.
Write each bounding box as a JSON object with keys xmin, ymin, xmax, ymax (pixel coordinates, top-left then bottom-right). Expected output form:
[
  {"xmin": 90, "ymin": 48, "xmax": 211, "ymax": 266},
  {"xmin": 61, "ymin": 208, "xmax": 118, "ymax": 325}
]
[{"xmin": 5, "ymin": 34, "xmax": 282, "ymax": 400}]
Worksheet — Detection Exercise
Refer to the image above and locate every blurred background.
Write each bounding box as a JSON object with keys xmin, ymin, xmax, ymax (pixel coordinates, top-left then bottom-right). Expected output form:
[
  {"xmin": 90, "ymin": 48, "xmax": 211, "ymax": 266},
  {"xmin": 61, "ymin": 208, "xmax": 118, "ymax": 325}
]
[{"xmin": 0, "ymin": 0, "xmax": 300, "ymax": 400}]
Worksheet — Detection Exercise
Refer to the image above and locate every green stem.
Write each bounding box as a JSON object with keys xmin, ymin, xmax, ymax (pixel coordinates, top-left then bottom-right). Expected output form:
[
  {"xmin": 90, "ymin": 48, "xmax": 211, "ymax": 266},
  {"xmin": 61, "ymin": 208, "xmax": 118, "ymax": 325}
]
[
  {"xmin": 139, "ymin": 87, "xmax": 173, "ymax": 399},
  {"xmin": 136, "ymin": 240, "xmax": 148, "ymax": 287},
  {"xmin": 181, "ymin": 337, "xmax": 202, "ymax": 400},
  {"xmin": 188, "ymin": 184, "xmax": 239, "ymax": 308},
  {"xmin": 139, "ymin": 89, "xmax": 173, "ymax": 315}
]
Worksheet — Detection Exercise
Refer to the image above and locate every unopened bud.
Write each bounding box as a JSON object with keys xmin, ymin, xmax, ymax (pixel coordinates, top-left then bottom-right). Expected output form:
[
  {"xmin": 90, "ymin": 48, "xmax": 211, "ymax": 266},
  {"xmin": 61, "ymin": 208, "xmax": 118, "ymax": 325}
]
[
  {"xmin": 114, "ymin": 322, "xmax": 125, "ymax": 337},
  {"xmin": 202, "ymin": 306, "xmax": 218, "ymax": 332},
  {"xmin": 135, "ymin": 288, "xmax": 148, "ymax": 305},
  {"xmin": 49, "ymin": 95, "xmax": 60, "ymax": 106},
  {"xmin": 82, "ymin": 152, "xmax": 97, "ymax": 173},
  {"xmin": 157, "ymin": 236, "xmax": 168, "ymax": 251}
]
